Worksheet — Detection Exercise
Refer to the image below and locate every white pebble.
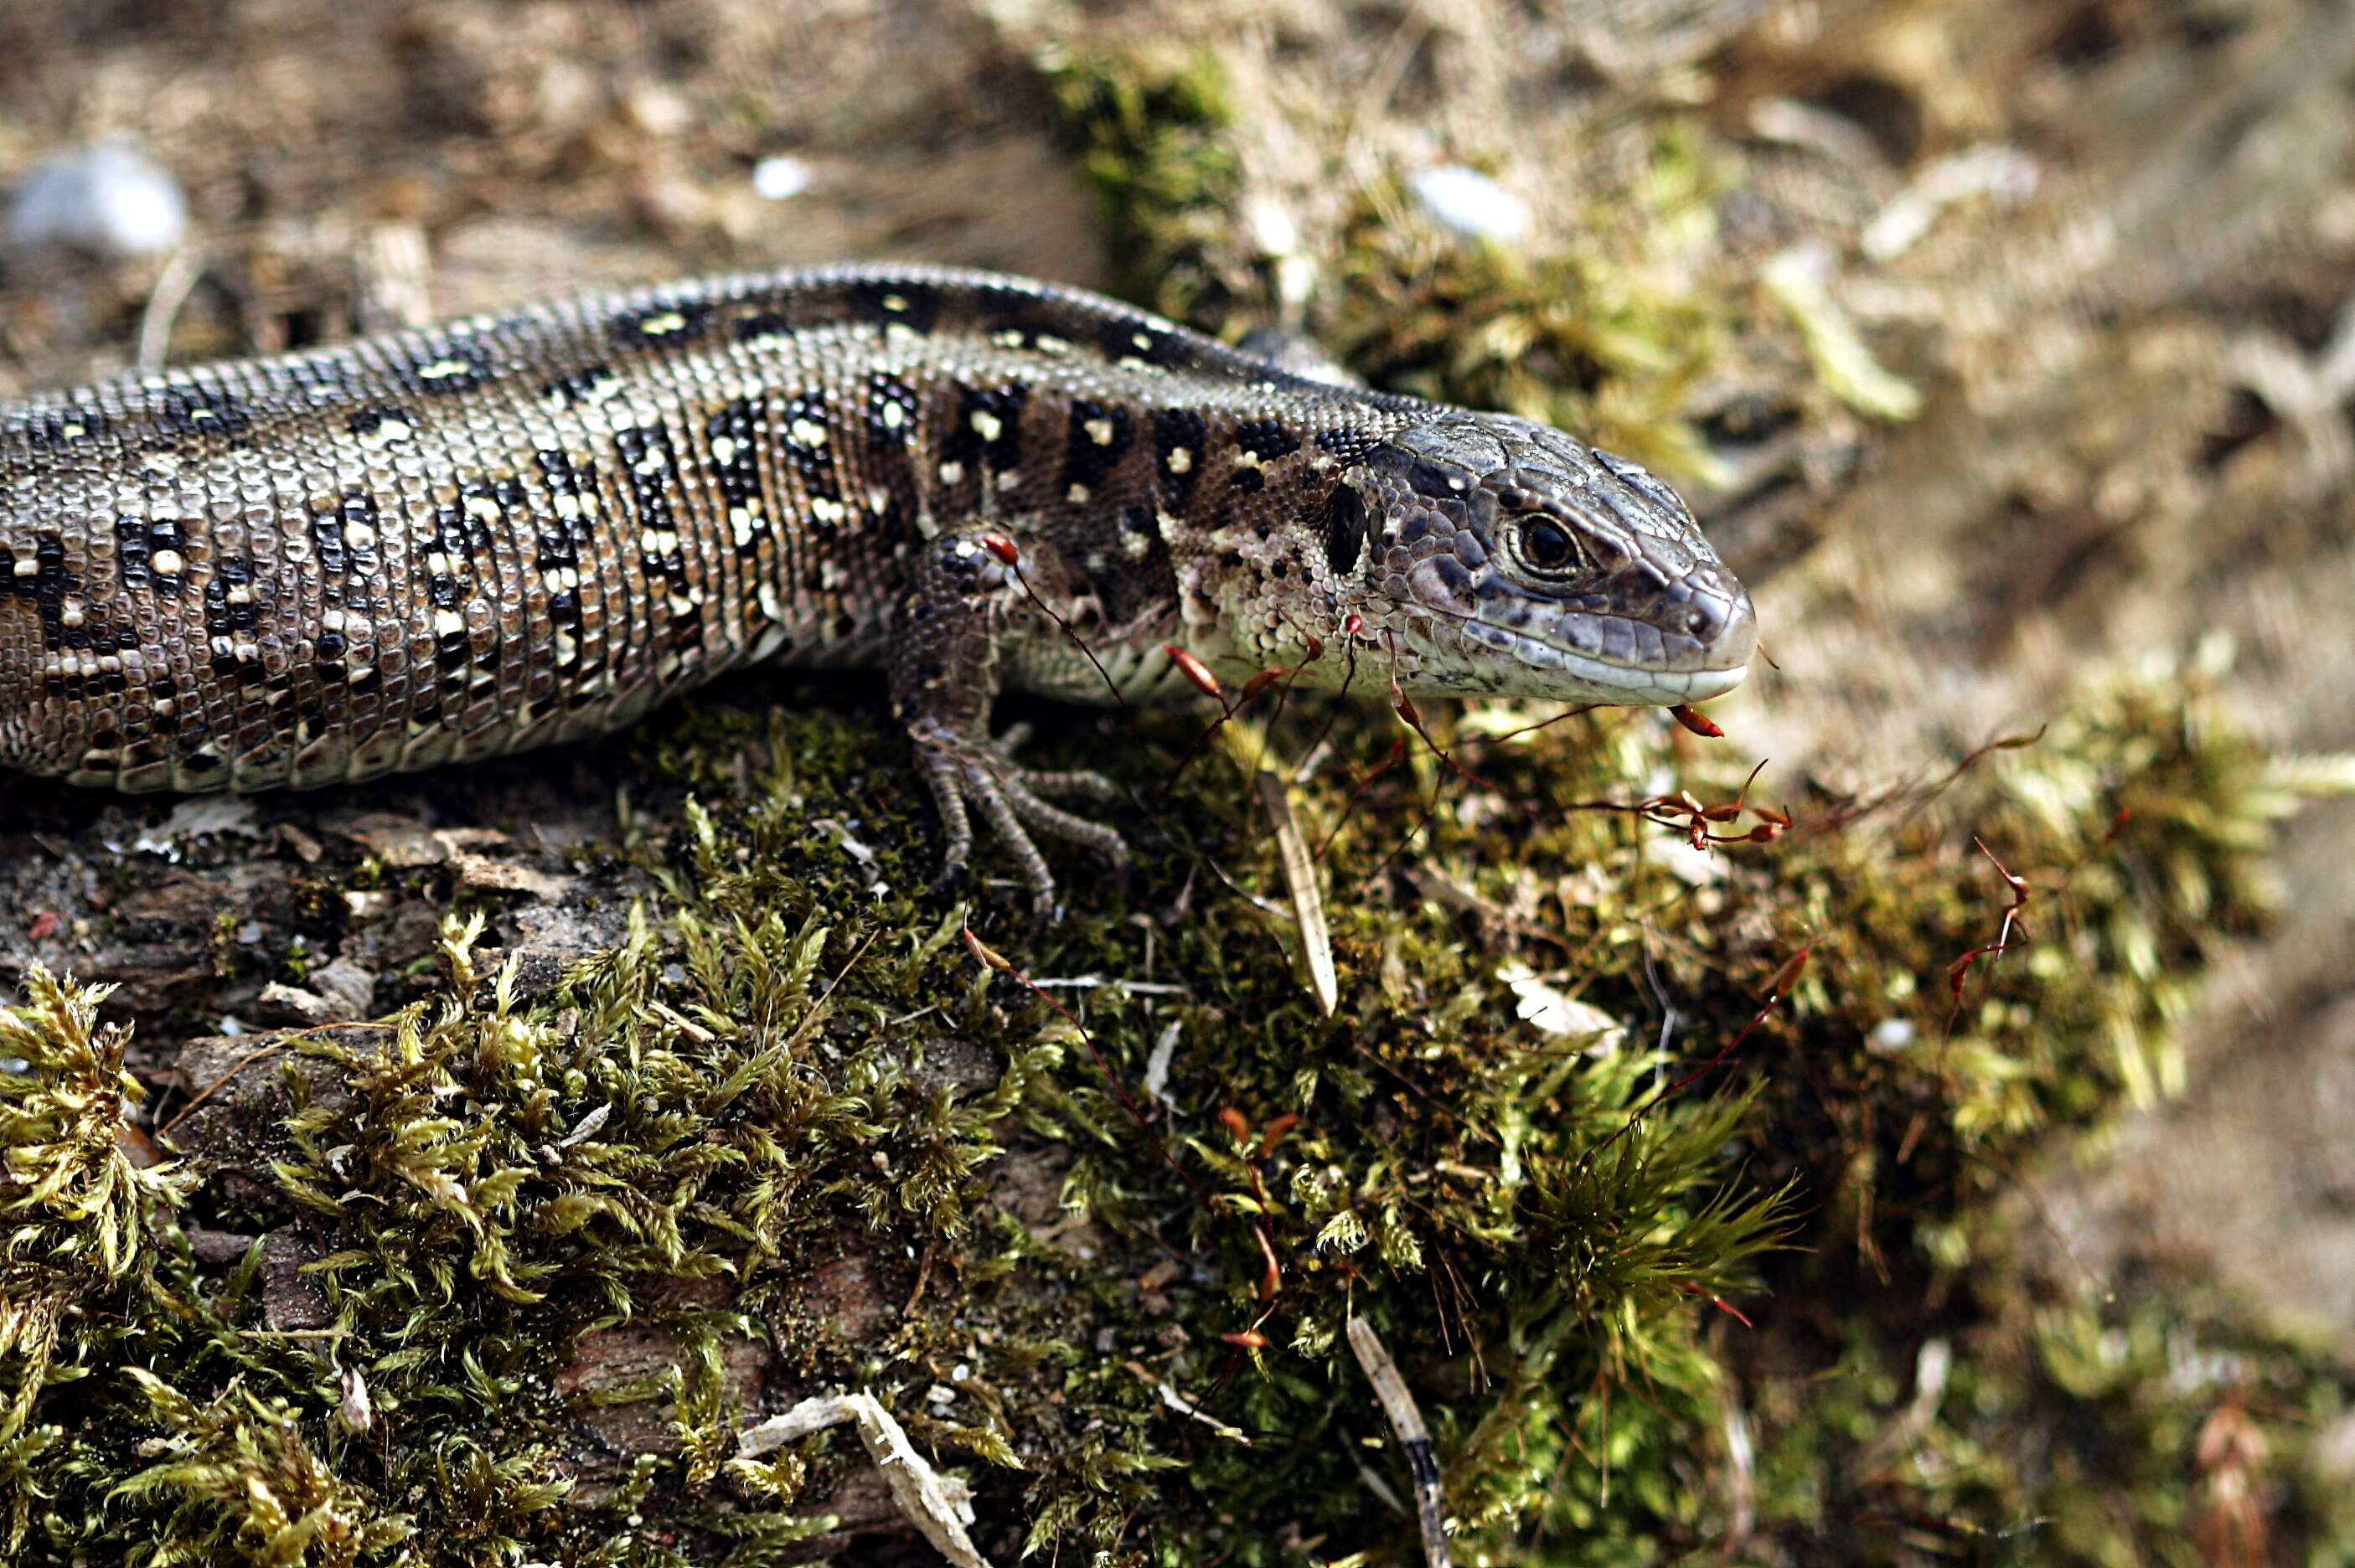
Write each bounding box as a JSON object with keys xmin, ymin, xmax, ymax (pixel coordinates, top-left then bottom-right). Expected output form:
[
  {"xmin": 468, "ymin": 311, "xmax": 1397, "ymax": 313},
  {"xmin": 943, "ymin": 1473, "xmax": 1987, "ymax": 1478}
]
[
  {"xmin": 1409, "ymin": 165, "xmax": 1532, "ymax": 244},
  {"xmin": 8, "ymin": 142, "xmax": 188, "ymax": 258},
  {"xmin": 751, "ymin": 156, "xmax": 811, "ymax": 201}
]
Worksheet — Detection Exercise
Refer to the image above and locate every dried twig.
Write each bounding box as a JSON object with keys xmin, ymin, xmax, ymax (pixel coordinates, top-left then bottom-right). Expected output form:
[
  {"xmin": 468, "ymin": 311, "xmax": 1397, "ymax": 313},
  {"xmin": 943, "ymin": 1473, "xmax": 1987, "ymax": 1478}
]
[
  {"xmin": 135, "ymin": 245, "xmax": 204, "ymax": 371},
  {"xmin": 736, "ymin": 1394, "xmax": 996, "ymax": 1568}
]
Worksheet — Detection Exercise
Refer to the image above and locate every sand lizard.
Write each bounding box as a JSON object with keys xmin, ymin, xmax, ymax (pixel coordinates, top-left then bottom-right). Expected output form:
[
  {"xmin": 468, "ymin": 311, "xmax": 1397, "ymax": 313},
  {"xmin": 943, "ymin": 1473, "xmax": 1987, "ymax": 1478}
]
[{"xmin": 0, "ymin": 264, "xmax": 1755, "ymax": 898}]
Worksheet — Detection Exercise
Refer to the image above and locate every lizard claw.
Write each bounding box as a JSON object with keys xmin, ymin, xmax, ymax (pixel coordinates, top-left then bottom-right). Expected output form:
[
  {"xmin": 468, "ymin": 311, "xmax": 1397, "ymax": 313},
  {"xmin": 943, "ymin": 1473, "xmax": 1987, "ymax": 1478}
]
[
  {"xmin": 911, "ymin": 720, "xmax": 1128, "ymax": 908},
  {"xmin": 989, "ymin": 722, "xmax": 1122, "ymax": 802}
]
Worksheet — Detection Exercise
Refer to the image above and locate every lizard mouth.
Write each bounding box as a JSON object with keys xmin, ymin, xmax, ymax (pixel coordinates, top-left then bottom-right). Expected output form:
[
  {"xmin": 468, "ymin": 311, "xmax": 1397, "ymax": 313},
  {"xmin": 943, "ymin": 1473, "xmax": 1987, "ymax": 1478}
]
[{"xmin": 1449, "ymin": 616, "xmax": 1753, "ymax": 704}]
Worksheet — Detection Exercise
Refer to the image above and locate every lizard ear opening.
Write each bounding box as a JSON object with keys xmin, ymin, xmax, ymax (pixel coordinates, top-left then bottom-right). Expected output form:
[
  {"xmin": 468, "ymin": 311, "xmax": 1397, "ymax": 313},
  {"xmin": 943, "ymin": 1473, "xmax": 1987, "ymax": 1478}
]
[{"xmin": 1322, "ymin": 480, "xmax": 1368, "ymax": 576}]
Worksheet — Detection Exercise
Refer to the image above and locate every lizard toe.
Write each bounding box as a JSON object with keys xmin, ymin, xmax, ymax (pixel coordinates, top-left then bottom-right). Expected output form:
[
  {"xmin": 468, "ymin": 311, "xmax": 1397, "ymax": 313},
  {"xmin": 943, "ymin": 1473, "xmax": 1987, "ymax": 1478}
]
[
  {"xmin": 958, "ymin": 757, "xmax": 1060, "ymax": 905},
  {"xmin": 1006, "ymin": 765, "xmax": 1121, "ymax": 802},
  {"xmin": 912, "ymin": 724, "xmax": 1127, "ymax": 905},
  {"xmin": 1004, "ymin": 784, "xmax": 1130, "ymax": 866},
  {"xmin": 984, "ymin": 722, "xmax": 1120, "ymax": 802}
]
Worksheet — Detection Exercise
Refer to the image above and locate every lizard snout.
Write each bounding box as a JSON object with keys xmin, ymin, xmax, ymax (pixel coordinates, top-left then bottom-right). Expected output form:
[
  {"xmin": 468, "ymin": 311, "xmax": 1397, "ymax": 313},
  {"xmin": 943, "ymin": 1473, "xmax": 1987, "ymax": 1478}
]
[{"xmin": 1661, "ymin": 567, "xmax": 1756, "ymax": 670}]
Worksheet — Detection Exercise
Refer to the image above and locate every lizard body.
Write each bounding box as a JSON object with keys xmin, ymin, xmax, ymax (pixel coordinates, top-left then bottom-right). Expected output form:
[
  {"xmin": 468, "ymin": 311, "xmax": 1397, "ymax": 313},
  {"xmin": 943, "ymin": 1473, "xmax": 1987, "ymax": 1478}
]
[{"xmin": 0, "ymin": 263, "xmax": 1754, "ymax": 895}]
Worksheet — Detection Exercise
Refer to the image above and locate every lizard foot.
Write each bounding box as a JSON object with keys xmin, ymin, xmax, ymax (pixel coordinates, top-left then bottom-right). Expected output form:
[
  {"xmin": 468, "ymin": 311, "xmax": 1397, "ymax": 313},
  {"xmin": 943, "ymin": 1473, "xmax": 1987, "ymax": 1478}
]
[{"xmin": 910, "ymin": 720, "xmax": 1129, "ymax": 906}]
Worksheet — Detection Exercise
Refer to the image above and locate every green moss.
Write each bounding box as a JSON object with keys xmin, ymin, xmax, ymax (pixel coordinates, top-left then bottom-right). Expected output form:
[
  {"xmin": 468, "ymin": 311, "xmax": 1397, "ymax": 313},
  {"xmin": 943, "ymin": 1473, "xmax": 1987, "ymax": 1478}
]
[
  {"xmin": 1743, "ymin": 1287, "xmax": 2355, "ymax": 1564},
  {"xmin": 1042, "ymin": 41, "xmax": 1732, "ymax": 486},
  {"xmin": 1733, "ymin": 647, "xmax": 2314, "ymax": 1282},
  {"xmin": 107, "ymin": 1369, "xmax": 416, "ymax": 1566},
  {"xmin": 1, "ymin": 966, "xmax": 199, "ymax": 1551},
  {"xmin": 7, "ymin": 639, "xmax": 2342, "ymax": 1564},
  {"xmin": 1321, "ymin": 138, "xmax": 1733, "ymax": 483},
  {"xmin": 1042, "ymin": 44, "xmax": 1247, "ymax": 331}
]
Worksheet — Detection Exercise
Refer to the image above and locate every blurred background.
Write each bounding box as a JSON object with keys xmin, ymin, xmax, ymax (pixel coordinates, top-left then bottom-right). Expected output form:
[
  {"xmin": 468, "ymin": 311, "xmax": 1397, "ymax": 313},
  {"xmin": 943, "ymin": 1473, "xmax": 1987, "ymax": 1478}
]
[{"xmin": 7, "ymin": 0, "xmax": 2355, "ymax": 1560}]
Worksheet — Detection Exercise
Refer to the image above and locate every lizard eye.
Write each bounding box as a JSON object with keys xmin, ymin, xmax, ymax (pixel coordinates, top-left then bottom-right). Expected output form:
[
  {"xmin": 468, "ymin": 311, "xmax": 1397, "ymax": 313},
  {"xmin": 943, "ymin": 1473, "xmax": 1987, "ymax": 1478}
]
[{"xmin": 1518, "ymin": 517, "xmax": 1578, "ymax": 571}]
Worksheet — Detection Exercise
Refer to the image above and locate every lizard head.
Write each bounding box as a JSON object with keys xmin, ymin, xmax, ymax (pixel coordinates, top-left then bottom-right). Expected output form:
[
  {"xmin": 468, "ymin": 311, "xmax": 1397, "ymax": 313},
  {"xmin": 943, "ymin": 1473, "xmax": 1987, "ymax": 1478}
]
[{"xmin": 1318, "ymin": 413, "xmax": 1754, "ymax": 705}]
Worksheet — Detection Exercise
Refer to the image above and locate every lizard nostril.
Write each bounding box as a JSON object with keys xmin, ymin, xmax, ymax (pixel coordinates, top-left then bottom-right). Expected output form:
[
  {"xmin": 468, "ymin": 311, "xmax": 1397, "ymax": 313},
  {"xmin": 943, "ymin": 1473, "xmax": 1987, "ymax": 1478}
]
[
  {"xmin": 1707, "ymin": 591, "xmax": 1759, "ymax": 654},
  {"xmin": 1671, "ymin": 591, "xmax": 1745, "ymax": 647}
]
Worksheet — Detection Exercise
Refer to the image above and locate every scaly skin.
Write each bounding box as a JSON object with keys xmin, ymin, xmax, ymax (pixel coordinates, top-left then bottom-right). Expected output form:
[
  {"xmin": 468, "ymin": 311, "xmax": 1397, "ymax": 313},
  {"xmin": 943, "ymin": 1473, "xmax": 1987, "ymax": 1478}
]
[{"xmin": 0, "ymin": 264, "xmax": 1754, "ymax": 897}]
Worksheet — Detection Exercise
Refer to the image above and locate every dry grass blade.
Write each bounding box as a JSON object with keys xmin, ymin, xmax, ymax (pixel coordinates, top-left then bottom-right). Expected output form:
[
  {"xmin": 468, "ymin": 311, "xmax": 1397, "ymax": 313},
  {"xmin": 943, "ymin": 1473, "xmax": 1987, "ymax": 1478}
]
[
  {"xmin": 1258, "ymin": 767, "xmax": 1336, "ymax": 1016},
  {"xmin": 1348, "ymin": 1314, "xmax": 1451, "ymax": 1568}
]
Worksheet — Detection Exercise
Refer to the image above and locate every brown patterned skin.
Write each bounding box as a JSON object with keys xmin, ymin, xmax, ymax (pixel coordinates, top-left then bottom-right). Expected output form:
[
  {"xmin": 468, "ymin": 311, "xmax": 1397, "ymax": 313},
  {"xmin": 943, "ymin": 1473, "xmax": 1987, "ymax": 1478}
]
[{"xmin": 0, "ymin": 264, "xmax": 1754, "ymax": 898}]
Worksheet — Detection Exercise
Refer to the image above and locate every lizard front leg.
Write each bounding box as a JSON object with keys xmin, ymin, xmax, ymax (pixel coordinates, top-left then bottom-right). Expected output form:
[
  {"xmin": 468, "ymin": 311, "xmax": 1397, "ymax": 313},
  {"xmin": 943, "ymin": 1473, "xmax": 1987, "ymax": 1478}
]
[{"xmin": 888, "ymin": 529, "xmax": 1129, "ymax": 905}]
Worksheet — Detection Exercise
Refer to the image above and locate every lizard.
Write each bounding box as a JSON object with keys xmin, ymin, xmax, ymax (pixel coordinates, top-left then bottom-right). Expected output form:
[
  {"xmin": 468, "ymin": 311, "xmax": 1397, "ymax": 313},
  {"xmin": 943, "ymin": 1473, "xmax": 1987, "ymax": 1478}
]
[{"xmin": 0, "ymin": 263, "xmax": 1756, "ymax": 900}]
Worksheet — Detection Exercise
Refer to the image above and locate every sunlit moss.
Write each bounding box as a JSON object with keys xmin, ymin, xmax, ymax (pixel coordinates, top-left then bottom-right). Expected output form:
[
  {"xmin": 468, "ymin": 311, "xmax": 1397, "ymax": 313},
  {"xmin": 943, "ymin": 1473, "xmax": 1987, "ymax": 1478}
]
[
  {"xmin": 1322, "ymin": 143, "xmax": 1733, "ymax": 484},
  {"xmin": 6, "ymin": 631, "xmax": 2347, "ymax": 1565},
  {"xmin": 1044, "ymin": 41, "xmax": 1731, "ymax": 487},
  {"xmin": 109, "ymin": 1370, "xmax": 415, "ymax": 1567},
  {"xmin": 1041, "ymin": 44, "xmax": 1246, "ymax": 331},
  {"xmin": 1, "ymin": 966, "xmax": 197, "ymax": 1552}
]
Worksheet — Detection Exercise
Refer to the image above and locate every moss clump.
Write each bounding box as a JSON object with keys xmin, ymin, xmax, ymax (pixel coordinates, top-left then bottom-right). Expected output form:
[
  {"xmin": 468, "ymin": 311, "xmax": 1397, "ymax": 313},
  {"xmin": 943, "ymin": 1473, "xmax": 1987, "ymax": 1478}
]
[
  {"xmin": 1320, "ymin": 135, "xmax": 1733, "ymax": 483},
  {"xmin": 106, "ymin": 1369, "xmax": 415, "ymax": 1567},
  {"xmin": 1042, "ymin": 41, "xmax": 1732, "ymax": 487},
  {"xmin": 5, "ymin": 638, "xmax": 2343, "ymax": 1565},
  {"xmin": 1723, "ymin": 651, "xmax": 2316, "ymax": 1292},
  {"xmin": 3, "ymin": 689, "xmax": 1801, "ymax": 1565},
  {"xmin": 1742, "ymin": 1286, "xmax": 2355, "ymax": 1565},
  {"xmin": 1702, "ymin": 652, "xmax": 2355, "ymax": 1564},
  {"xmin": 1041, "ymin": 44, "xmax": 1247, "ymax": 332},
  {"xmin": 1, "ymin": 967, "xmax": 198, "ymax": 1550}
]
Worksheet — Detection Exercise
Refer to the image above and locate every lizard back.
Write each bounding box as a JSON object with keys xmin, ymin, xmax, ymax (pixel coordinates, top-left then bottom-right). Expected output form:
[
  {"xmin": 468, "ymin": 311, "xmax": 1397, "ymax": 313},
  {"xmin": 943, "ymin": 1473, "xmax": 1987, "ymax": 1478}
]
[{"xmin": 0, "ymin": 264, "xmax": 1420, "ymax": 792}]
